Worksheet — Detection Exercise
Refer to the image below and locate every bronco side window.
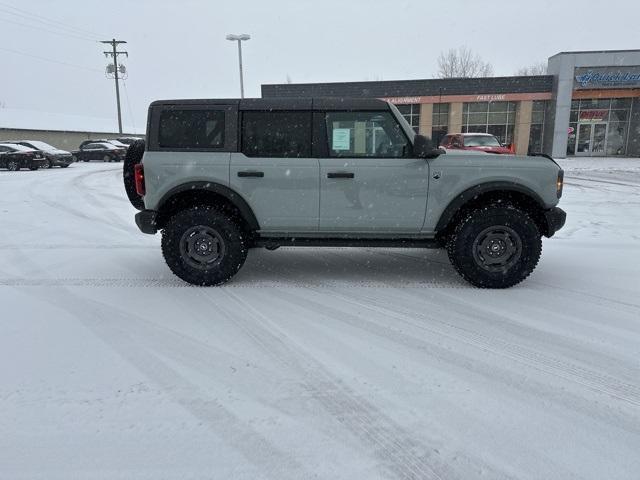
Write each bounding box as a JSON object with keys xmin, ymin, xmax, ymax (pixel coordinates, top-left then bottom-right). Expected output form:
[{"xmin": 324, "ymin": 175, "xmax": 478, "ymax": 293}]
[
  {"xmin": 158, "ymin": 109, "xmax": 225, "ymax": 149},
  {"xmin": 325, "ymin": 111, "xmax": 409, "ymax": 158},
  {"xmin": 241, "ymin": 111, "xmax": 312, "ymax": 158}
]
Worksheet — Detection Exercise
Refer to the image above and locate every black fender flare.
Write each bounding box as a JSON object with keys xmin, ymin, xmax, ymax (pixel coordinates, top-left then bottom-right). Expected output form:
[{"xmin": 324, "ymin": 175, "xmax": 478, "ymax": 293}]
[
  {"xmin": 435, "ymin": 181, "xmax": 547, "ymax": 233},
  {"xmin": 157, "ymin": 181, "xmax": 260, "ymax": 231}
]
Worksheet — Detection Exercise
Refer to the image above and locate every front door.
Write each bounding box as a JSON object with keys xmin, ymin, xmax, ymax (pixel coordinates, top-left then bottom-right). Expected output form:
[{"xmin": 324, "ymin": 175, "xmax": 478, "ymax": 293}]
[
  {"xmin": 230, "ymin": 110, "xmax": 319, "ymax": 233},
  {"xmin": 576, "ymin": 122, "xmax": 607, "ymax": 156},
  {"xmin": 319, "ymin": 110, "xmax": 429, "ymax": 233}
]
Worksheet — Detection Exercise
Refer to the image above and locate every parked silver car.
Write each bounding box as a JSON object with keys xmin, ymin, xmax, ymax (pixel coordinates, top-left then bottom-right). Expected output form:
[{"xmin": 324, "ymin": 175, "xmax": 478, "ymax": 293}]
[{"xmin": 124, "ymin": 98, "xmax": 566, "ymax": 288}]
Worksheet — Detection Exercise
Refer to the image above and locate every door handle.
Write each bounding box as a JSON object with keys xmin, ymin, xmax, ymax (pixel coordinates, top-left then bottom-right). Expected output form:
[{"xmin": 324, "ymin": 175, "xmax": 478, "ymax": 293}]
[
  {"xmin": 327, "ymin": 172, "xmax": 354, "ymax": 179},
  {"xmin": 237, "ymin": 171, "xmax": 264, "ymax": 178}
]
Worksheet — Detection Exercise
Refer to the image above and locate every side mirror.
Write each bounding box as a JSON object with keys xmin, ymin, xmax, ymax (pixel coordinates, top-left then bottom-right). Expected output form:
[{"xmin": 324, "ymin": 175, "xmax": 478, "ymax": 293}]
[{"xmin": 413, "ymin": 134, "xmax": 444, "ymax": 158}]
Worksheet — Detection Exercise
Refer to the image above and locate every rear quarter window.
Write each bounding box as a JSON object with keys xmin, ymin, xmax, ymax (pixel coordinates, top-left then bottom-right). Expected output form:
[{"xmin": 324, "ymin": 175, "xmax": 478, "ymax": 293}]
[{"xmin": 158, "ymin": 109, "xmax": 225, "ymax": 149}]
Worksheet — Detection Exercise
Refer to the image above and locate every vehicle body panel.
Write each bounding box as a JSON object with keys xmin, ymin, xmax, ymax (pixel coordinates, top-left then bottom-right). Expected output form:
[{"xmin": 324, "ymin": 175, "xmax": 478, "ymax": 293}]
[
  {"xmin": 142, "ymin": 151, "xmax": 231, "ymax": 211},
  {"xmin": 422, "ymin": 153, "xmax": 561, "ymax": 233},
  {"xmin": 318, "ymin": 157, "xmax": 429, "ymax": 232},
  {"xmin": 229, "ymin": 153, "xmax": 320, "ymax": 232}
]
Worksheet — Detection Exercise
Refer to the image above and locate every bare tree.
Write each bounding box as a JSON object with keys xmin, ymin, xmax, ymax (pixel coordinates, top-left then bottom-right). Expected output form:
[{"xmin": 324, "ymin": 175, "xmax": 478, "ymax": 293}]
[
  {"xmin": 515, "ymin": 62, "xmax": 547, "ymax": 76},
  {"xmin": 437, "ymin": 46, "xmax": 494, "ymax": 78}
]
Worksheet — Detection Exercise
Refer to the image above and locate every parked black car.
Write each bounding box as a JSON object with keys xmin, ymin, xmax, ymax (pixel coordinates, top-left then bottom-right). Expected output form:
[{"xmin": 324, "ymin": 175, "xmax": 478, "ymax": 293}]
[
  {"xmin": 1, "ymin": 140, "xmax": 74, "ymax": 168},
  {"xmin": 72, "ymin": 142, "xmax": 126, "ymax": 162},
  {"xmin": 0, "ymin": 143, "xmax": 48, "ymax": 171},
  {"xmin": 78, "ymin": 139, "xmax": 130, "ymax": 151}
]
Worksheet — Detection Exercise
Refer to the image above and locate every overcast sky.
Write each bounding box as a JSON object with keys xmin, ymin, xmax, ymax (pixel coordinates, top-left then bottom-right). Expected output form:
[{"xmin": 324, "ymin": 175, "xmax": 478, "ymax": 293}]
[{"xmin": 1, "ymin": 0, "xmax": 638, "ymax": 132}]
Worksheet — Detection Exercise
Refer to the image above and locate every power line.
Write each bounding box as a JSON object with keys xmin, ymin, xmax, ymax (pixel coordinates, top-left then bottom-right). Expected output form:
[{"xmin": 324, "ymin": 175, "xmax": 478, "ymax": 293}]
[
  {"xmin": 0, "ymin": 1, "xmax": 105, "ymax": 39},
  {"xmin": 0, "ymin": 46, "xmax": 103, "ymax": 73},
  {"xmin": 0, "ymin": 14, "xmax": 99, "ymax": 42},
  {"xmin": 122, "ymin": 79, "xmax": 137, "ymax": 132}
]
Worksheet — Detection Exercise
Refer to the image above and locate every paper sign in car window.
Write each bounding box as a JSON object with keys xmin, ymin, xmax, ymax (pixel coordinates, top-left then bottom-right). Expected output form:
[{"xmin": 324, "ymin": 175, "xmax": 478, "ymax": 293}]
[{"xmin": 332, "ymin": 128, "xmax": 351, "ymax": 151}]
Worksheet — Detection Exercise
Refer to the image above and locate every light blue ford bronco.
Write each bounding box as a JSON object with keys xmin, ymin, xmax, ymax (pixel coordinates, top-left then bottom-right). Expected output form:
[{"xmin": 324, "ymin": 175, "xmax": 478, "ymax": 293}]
[{"xmin": 123, "ymin": 97, "xmax": 566, "ymax": 288}]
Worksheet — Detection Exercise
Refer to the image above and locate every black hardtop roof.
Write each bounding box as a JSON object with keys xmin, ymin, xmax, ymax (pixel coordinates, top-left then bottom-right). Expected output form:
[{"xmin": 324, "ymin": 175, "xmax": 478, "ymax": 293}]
[{"xmin": 150, "ymin": 97, "xmax": 390, "ymax": 111}]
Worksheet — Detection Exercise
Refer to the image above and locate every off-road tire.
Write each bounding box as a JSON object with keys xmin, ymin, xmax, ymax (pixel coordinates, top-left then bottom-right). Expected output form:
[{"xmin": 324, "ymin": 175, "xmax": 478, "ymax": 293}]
[
  {"xmin": 123, "ymin": 139, "xmax": 145, "ymax": 210},
  {"xmin": 447, "ymin": 204, "xmax": 542, "ymax": 288},
  {"xmin": 161, "ymin": 205, "xmax": 248, "ymax": 286}
]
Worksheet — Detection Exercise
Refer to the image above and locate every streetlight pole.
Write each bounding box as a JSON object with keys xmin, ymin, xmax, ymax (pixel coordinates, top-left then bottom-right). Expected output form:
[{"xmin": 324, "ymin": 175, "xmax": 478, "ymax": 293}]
[{"xmin": 226, "ymin": 34, "xmax": 250, "ymax": 98}]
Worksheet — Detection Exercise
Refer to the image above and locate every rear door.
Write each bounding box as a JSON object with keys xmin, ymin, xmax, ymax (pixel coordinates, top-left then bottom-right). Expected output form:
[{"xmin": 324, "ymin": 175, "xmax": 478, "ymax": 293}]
[
  {"xmin": 229, "ymin": 108, "xmax": 319, "ymax": 233},
  {"xmin": 318, "ymin": 109, "xmax": 429, "ymax": 233}
]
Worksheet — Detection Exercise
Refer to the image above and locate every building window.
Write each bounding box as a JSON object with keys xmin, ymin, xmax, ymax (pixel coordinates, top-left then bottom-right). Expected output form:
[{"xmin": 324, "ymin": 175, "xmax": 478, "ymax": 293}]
[
  {"xmin": 567, "ymin": 98, "xmax": 632, "ymax": 156},
  {"xmin": 431, "ymin": 103, "xmax": 449, "ymax": 146},
  {"xmin": 461, "ymin": 101, "xmax": 517, "ymax": 146},
  {"xmin": 528, "ymin": 100, "xmax": 546, "ymax": 154},
  {"xmin": 395, "ymin": 104, "xmax": 420, "ymax": 133}
]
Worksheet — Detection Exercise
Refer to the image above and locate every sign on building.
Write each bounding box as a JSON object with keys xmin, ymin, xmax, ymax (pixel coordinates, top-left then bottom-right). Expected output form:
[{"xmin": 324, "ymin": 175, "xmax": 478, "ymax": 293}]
[{"xmin": 574, "ymin": 66, "xmax": 640, "ymax": 89}]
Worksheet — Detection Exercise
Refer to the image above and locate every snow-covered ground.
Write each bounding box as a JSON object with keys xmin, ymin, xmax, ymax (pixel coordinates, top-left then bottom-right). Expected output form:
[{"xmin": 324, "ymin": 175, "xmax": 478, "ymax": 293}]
[{"xmin": 1, "ymin": 158, "xmax": 639, "ymax": 480}]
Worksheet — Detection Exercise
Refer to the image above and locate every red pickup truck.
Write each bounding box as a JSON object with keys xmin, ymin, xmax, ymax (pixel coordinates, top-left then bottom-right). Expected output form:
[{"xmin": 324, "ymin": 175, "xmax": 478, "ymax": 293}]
[{"xmin": 440, "ymin": 133, "xmax": 512, "ymax": 154}]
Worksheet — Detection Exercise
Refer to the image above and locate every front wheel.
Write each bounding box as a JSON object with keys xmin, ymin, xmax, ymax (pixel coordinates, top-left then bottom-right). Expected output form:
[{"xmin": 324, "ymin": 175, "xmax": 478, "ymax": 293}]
[
  {"xmin": 447, "ymin": 205, "xmax": 542, "ymax": 288},
  {"xmin": 161, "ymin": 206, "xmax": 248, "ymax": 286}
]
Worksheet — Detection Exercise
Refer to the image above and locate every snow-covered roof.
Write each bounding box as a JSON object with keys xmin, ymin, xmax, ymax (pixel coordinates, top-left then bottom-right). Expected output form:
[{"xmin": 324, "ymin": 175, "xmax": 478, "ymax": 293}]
[
  {"xmin": 0, "ymin": 107, "xmax": 143, "ymax": 135},
  {"xmin": 85, "ymin": 142, "xmax": 120, "ymax": 149},
  {"xmin": 0, "ymin": 143, "xmax": 36, "ymax": 152}
]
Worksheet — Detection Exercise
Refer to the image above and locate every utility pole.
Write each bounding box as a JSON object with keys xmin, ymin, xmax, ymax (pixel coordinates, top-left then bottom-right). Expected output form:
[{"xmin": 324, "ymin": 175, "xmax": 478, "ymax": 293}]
[{"xmin": 101, "ymin": 39, "xmax": 128, "ymax": 134}]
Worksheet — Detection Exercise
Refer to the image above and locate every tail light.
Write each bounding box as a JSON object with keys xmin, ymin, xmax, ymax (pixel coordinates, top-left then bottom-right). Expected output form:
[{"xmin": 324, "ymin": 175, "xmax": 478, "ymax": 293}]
[
  {"xmin": 134, "ymin": 163, "xmax": 145, "ymax": 196},
  {"xmin": 556, "ymin": 170, "xmax": 564, "ymax": 198}
]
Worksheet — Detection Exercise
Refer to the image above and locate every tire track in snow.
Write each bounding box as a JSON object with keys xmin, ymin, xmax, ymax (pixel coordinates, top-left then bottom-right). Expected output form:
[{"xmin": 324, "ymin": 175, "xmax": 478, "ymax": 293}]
[
  {"xmin": 265, "ymin": 287, "xmax": 640, "ymax": 440},
  {"xmin": 217, "ymin": 289, "xmax": 472, "ymax": 480},
  {"xmin": 17, "ymin": 286, "xmax": 313, "ymax": 480},
  {"xmin": 317, "ymin": 287, "xmax": 640, "ymax": 408},
  {"xmin": 28, "ymin": 166, "xmax": 135, "ymax": 235},
  {"xmin": 0, "ymin": 276, "xmax": 469, "ymax": 289}
]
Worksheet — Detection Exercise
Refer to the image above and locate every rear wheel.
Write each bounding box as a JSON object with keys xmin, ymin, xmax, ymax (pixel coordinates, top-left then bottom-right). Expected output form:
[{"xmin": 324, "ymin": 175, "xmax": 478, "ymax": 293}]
[
  {"xmin": 7, "ymin": 160, "xmax": 20, "ymax": 171},
  {"xmin": 103, "ymin": 155, "xmax": 111, "ymax": 162},
  {"xmin": 123, "ymin": 139, "xmax": 145, "ymax": 210},
  {"xmin": 446, "ymin": 204, "xmax": 542, "ymax": 288},
  {"xmin": 161, "ymin": 206, "xmax": 248, "ymax": 286}
]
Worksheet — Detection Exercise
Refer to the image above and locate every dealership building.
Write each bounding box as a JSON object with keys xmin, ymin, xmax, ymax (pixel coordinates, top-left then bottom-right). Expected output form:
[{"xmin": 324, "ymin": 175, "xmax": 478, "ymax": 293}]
[{"xmin": 262, "ymin": 49, "xmax": 640, "ymax": 158}]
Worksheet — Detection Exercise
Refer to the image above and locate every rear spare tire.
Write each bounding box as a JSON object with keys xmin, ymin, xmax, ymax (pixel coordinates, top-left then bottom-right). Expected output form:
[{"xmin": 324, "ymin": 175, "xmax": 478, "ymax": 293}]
[{"xmin": 123, "ymin": 139, "xmax": 145, "ymax": 211}]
